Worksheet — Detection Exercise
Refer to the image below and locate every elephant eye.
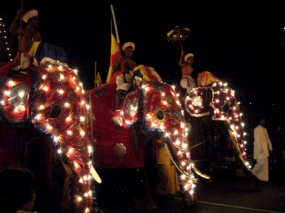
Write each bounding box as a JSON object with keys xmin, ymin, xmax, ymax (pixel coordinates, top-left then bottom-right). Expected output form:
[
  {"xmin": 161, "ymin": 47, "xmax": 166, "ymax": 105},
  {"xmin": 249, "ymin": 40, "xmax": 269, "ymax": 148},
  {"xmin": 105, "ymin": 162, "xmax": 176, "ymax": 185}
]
[
  {"xmin": 156, "ymin": 110, "xmax": 165, "ymax": 120},
  {"xmin": 49, "ymin": 104, "xmax": 61, "ymax": 118}
]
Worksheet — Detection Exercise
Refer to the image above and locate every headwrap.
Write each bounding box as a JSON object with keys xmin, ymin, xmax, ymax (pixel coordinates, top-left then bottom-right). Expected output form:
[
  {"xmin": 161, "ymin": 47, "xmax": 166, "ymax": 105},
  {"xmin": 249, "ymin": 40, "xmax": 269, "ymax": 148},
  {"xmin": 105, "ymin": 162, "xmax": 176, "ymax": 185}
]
[
  {"xmin": 122, "ymin": 42, "xmax": 135, "ymax": 51},
  {"xmin": 22, "ymin": 9, "xmax": 38, "ymax": 23}
]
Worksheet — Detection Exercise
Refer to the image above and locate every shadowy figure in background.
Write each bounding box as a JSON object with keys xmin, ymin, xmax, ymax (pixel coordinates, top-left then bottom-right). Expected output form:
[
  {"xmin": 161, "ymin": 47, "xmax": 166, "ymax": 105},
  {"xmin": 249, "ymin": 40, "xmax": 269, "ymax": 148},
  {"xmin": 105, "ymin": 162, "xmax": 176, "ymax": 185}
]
[
  {"xmin": 273, "ymin": 124, "xmax": 285, "ymax": 173},
  {"xmin": 252, "ymin": 118, "xmax": 273, "ymax": 181},
  {"xmin": 0, "ymin": 167, "xmax": 37, "ymax": 213}
]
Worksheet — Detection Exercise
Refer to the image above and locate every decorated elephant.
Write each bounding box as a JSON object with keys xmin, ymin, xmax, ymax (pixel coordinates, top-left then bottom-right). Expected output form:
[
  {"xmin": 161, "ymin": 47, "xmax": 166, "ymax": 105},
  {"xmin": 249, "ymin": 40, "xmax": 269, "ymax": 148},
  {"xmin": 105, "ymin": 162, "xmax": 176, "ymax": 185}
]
[
  {"xmin": 86, "ymin": 72, "xmax": 196, "ymax": 210},
  {"xmin": 180, "ymin": 71, "xmax": 254, "ymax": 181},
  {"xmin": 0, "ymin": 63, "xmax": 97, "ymax": 212}
]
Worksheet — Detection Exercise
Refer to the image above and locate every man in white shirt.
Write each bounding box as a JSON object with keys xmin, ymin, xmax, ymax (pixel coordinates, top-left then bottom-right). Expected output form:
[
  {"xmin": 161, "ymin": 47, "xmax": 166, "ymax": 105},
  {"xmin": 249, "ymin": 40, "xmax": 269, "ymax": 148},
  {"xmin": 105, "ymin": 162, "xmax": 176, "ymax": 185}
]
[{"xmin": 252, "ymin": 118, "xmax": 273, "ymax": 181}]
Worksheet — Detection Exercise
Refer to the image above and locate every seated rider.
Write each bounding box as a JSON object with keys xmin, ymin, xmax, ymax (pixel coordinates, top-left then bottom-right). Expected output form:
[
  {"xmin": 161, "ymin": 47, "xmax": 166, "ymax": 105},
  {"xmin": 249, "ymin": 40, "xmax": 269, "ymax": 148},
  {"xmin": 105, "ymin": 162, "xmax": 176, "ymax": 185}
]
[
  {"xmin": 179, "ymin": 50, "xmax": 197, "ymax": 101},
  {"xmin": 112, "ymin": 41, "xmax": 137, "ymax": 110},
  {"xmin": 10, "ymin": 8, "xmax": 42, "ymax": 69}
]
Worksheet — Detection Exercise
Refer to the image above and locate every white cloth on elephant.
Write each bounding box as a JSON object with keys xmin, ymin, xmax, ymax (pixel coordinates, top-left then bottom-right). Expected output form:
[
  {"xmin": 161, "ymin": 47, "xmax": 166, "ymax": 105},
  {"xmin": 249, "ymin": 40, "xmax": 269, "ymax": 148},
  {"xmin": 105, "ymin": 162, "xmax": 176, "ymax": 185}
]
[
  {"xmin": 116, "ymin": 70, "xmax": 133, "ymax": 91},
  {"xmin": 252, "ymin": 125, "xmax": 273, "ymax": 181},
  {"xmin": 180, "ymin": 76, "xmax": 197, "ymax": 94}
]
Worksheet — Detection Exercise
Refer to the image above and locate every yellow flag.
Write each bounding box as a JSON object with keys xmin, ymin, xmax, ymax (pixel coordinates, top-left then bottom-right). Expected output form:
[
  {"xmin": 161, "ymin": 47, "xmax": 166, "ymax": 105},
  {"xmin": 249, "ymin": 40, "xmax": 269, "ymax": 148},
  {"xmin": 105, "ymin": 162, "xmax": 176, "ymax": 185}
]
[
  {"xmin": 106, "ymin": 33, "xmax": 121, "ymax": 83},
  {"xmin": 96, "ymin": 72, "xmax": 102, "ymax": 87}
]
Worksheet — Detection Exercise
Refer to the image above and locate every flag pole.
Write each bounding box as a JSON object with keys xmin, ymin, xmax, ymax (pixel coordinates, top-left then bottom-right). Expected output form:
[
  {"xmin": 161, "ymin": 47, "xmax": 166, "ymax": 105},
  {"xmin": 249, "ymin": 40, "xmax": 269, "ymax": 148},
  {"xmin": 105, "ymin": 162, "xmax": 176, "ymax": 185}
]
[
  {"xmin": 18, "ymin": 0, "xmax": 24, "ymax": 66},
  {"xmin": 94, "ymin": 61, "xmax": 97, "ymax": 88},
  {"xmin": 110, "ymin": 4, "xmax": 120, "ymax": 44}
]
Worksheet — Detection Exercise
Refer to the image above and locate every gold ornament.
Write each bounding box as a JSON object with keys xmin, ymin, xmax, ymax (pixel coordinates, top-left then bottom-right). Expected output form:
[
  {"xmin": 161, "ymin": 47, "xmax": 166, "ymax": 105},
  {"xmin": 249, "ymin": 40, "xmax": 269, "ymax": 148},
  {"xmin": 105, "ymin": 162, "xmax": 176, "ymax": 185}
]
[{"xmin": 113, "ymin": 143, "xmax": 127, "ymax": 158}]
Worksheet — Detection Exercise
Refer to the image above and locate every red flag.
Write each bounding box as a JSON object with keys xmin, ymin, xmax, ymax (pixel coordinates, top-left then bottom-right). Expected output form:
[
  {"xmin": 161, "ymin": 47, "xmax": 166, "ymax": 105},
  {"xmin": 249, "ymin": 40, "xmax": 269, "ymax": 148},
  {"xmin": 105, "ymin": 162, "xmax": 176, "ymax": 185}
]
[{"xmin": 106, "ymin": 33, "xmax": 121, "ymax": 83}]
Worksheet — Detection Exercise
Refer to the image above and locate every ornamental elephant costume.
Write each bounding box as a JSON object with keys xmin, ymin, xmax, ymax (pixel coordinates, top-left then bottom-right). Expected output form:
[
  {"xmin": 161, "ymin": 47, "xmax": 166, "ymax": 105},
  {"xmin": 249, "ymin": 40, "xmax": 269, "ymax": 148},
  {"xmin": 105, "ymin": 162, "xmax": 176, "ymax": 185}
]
[
  {"xmin": 0, "ymin": 44, "xmax": 96, "ymax": 213},
  {"xmin": 86, "ymin": 75, "xmax": 196, "ymax": 210},
  {"xmin": 182, "ymin": 71, "xmax": 255, "ymax": 180}
]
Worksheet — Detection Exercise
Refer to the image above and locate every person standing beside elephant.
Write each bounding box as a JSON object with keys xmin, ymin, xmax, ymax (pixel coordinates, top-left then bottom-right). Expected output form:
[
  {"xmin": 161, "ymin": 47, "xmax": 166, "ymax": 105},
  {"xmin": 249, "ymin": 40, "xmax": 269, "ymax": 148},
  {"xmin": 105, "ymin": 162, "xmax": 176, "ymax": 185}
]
[
  {"xmin": 252, "ymin": 118, "xmax": 273, "ymax": 181},
  {"xmin": 179, "ymin": 49, "xmax": 197, "ymax": 101},
  {"xmin": 112, "ymin": 41, "xmax": 137, "ymax": 110},
  {"xmin": 153, "ymin": 138, "xmax": 180, "ymax": 198},
  {"xmin": 10, "ymin": 8, "xmax": 42, "ymax": 69}
]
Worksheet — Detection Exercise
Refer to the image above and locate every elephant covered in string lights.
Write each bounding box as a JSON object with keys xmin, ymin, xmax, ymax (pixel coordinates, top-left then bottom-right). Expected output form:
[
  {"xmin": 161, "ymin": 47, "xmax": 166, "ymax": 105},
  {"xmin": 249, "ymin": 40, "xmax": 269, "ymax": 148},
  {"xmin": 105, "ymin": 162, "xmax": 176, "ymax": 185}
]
[
  {"xmin": 0, "ymin": 65, "xmax": 96, "ymax": 213},
  {"xmin": 86, "ymin": 78, "xmax": 196, "ymax": 210},
  {"xmin": 181, "ymin": 73, "xmax": 254, "ymax": 180}
]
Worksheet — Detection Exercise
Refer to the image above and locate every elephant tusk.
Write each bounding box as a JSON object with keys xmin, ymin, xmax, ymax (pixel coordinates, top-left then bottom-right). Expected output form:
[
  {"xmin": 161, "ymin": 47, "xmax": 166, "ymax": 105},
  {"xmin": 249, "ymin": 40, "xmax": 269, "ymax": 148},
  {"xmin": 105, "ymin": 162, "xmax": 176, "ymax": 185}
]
[
  {"xmin": 192, "ymin": 164, "xmax": 211, "ymax": 180},
  {"xmin": 170, "ymin": 159, "xmax": 198, "ymax": 182},
  {"xmin": 90, "ymin": 165, "xmax": 102, "ymax": 184},
  {"xmin": 189, "ymin": 142, "xmax": 204, "ymax": 150},
  {"xmin": 171, "ymin": 158, "xmax": 211, "ymax": 180}
]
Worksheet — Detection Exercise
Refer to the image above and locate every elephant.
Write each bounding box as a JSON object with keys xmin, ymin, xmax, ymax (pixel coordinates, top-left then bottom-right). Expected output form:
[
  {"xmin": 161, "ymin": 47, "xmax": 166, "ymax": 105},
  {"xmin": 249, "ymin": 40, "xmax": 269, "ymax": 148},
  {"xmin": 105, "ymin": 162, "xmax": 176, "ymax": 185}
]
[
  {"xmin": 181, "ymin": 75, "xmax": 255, "ymax": 182},
  {"xmin": 0, "ymin": 64, "xmax": 97, "ymax": 213},
  {"xmin": 86, "ymin": 77, "xmax": 196, "ymax": 211}
]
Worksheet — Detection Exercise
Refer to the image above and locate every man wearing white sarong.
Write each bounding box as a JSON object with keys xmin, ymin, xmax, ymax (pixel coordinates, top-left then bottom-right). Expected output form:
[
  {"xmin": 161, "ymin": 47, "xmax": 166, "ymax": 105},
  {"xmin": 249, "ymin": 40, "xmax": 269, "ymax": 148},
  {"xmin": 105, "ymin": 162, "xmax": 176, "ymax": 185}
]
[{"xmin": 252, "ymin": 118, "xmax": 273, "ymax": 181}]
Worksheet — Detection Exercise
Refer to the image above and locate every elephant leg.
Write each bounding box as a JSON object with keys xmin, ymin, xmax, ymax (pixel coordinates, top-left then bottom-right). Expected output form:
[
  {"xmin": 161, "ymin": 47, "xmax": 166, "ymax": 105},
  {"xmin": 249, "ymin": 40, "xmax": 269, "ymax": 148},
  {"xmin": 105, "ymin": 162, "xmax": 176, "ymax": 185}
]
[
  {"xmin": 132, "ymin": 168, "xmax": 158, "ymax": 212},
  {"xmin": 115, "ymin": 89, "xmax": 125, "ymax": 110},
  {"xmin": 60, "ymin": 157, "xmax": 73, "ymax": 211}
]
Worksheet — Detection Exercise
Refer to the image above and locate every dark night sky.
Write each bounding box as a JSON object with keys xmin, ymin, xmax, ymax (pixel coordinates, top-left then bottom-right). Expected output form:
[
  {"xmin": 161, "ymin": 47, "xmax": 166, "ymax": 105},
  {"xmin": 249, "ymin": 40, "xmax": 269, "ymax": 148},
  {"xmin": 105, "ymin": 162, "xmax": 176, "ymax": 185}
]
[{"xmin": 1, "ymin": 0, "xmax": 285, "ymax": 91}]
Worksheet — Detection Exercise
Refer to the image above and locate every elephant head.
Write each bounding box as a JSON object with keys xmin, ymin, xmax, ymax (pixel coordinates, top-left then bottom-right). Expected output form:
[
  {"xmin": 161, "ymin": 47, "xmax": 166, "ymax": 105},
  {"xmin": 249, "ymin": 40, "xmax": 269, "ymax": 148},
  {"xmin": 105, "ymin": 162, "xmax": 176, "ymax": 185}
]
[
  {"xmin": 0, "ymin": 66, "xmax": 94, "ymax": 212},
  {"xmin": 121, "ymin": 81, "xmax": 196, "ymax": 206},
  {"xmin": 184, "ymin": 80, "xmax": 252, "ymax": 176}
]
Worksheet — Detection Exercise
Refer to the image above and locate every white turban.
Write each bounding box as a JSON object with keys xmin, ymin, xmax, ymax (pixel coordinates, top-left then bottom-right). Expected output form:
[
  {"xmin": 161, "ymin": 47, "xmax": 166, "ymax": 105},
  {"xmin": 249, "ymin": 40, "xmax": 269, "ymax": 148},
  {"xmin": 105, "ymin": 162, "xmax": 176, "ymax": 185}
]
[{"xmin": 22, "ymin": 9, "xmax": 38, "ymax": 23}]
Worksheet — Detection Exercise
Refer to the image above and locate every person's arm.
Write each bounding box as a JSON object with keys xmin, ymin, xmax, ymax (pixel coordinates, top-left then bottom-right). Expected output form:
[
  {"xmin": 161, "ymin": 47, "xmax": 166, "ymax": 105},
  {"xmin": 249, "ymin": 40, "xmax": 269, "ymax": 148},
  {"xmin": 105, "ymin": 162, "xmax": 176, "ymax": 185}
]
[
  {"xmin": 179, "ymin": 49, "xmax": 184, "ymax": 67},
  {"xmin": 112, "ymin": 56, "xmax": 121, "ymax": 72},
  {"xmin": 10, "ymin": 8, "xmax": 24, "ymax": 35},
  {"xmin": 154, "ymin": 139, "xmax": 164, "ymax": 148},
  {"xmin": 34, "ymin": 32, "xmax": 42, "ymax": 42},
  {"xmin": 254, "ymin": 127, "xmax": 263, "ymax": 154},
  {"xmin": 130, "ymin": 59, "xmax": 137, "ymax": 70}
]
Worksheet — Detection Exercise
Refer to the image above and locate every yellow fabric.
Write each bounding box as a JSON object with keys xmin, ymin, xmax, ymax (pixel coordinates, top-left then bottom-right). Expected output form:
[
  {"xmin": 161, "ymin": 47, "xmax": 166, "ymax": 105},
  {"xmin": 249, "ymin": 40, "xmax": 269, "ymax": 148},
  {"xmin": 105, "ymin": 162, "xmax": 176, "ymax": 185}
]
[
  {"xmin": 197, "ymin": 71, "xmax": 220, "ymax": 87},
  {"xmin": 155, "ymin": 143, "xmax": 180, "ymax": 195},
  {"xmin": 133, "ymin": 64, "xmax": 162, "ymax": 82},
  {"xmin": 28, "ymin": 41, "xmax": 41, "ymax": 57},
  {"xmin": 95, "ymin": 72, "xmax": 102, "ymax": 87}
]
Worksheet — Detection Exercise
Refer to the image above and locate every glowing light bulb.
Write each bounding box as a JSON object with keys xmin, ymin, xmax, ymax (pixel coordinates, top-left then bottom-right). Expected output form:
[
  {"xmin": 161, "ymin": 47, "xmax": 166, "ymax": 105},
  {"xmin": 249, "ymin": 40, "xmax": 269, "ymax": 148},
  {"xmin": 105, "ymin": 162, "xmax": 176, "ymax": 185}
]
[
  {"xmin": 88, "ymin": 145, "xmax": 93, "ymax": 153},
  {"xmin": 8, "ymin": 80, "xmax": 16, "ymax": 87},
  {"xmin": 18, "ymin": 91, "xmax": 25, "ymax": 98},
  {"xmin": 4, "ymin": 91, "xmax": 10, "ymax": 96},
  {"xmin": 47, "ymin": 124, "xmax": 52, "ymax": 130}
]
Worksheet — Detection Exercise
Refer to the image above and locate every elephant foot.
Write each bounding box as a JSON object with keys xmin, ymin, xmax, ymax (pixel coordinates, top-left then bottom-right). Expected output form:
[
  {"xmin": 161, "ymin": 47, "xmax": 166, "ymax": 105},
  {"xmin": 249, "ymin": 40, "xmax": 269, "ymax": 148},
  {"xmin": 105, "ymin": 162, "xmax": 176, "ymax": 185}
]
[
  {"xmin": 134, "ymin": 196, "xmax": 158, "ymax": 212},
  {"xmin": 181, "ymin": 192, "xmax": 196, "ymax": 210}
]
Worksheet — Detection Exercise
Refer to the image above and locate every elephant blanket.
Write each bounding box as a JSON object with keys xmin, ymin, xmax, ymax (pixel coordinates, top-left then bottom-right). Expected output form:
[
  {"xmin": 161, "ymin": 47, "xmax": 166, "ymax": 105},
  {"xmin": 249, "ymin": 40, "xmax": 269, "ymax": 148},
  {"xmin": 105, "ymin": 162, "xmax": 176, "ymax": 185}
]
[{"xmin": 87, "ymin": 83, "xmax": 145, "ymax": 168}]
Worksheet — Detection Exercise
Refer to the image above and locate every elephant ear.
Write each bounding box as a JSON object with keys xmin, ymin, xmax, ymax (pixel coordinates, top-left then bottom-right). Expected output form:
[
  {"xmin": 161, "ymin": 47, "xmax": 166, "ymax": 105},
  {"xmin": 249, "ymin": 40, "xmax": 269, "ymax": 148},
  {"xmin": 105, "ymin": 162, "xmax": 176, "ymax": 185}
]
[
  {"xmin": 0, "ymin": 71, "xmax": 33, "ymax": 124},
  {"xmin": 185, "ymin": 87, "xmax": 210, "ymax": 117},
  {"xmin": 122, "ymin": 89, "xmax": 142, "ymax": 126}
]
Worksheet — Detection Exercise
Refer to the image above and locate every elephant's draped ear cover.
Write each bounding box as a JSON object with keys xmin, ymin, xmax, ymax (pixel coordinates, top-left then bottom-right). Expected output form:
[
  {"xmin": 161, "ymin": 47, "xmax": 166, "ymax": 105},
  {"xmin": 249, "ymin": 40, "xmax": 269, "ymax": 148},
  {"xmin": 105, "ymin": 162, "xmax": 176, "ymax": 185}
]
[{"xmin": 197, "ymin": 71, "xmax": 220, "ymax": 87}]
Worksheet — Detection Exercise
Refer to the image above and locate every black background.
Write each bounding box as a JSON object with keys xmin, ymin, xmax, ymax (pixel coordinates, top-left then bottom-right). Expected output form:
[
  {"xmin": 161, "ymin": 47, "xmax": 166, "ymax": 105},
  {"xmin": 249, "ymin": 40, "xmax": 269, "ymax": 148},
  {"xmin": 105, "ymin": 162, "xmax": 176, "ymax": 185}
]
[{"xmin": 1, "ymin": 0, "xmax": 285, "ymax": 126}]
